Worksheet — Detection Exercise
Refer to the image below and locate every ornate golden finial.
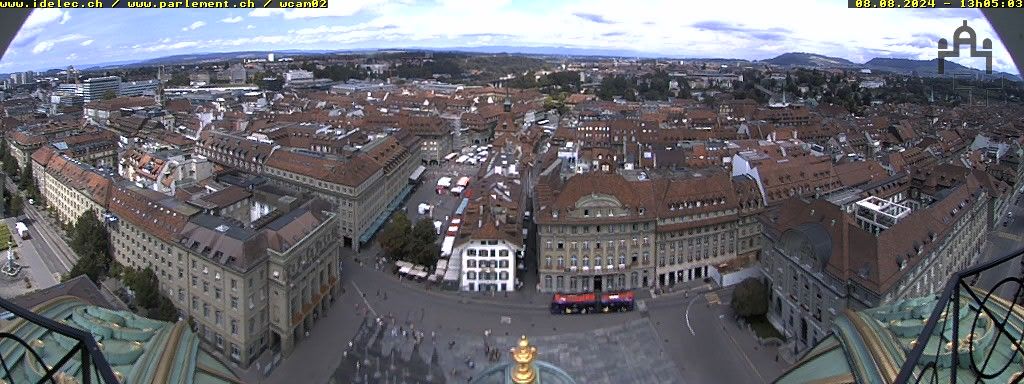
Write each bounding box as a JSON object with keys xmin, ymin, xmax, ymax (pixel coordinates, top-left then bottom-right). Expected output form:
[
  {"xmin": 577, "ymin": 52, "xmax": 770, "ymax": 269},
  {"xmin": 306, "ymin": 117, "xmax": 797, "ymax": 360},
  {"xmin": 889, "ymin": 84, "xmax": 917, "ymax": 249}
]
[{"xmin": 510, "ymin": 335, "xmax": 537, "ymax": 384}]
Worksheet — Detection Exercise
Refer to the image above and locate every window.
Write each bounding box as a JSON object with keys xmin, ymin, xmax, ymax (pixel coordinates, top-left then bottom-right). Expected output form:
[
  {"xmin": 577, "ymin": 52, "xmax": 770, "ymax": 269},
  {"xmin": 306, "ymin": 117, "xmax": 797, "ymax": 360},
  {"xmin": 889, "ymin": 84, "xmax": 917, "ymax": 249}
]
[
  {"xmin": 467, "ymin": 249, "xmax": 477, "ymax": 256},
  {"xmin": 467, "ymin": 271, "xmax": 477, "ymax": 280},
  {"xmin": 203, "ymin": 303, "xmax": 209, "ymax": 317},
  {"xmin": 191, "ymin": 276, "xmax": 197, "ymax": 286},
  {"xmin": 230, "ymin": 279, "xmax": 237, "ymax": 291},
  {"xmin": 215, "ymin": 288, "xmax": 222, "ymax": 300},
  {"xmin": 544, "ymin": 275, "xmax": 552, "ymax": 290},
  {"xmin": 203, "ymin": 281, "xmax": 209, "ymax": 293},
  {"xmin": 545, "ymin": 256, "xmax": 552, "ymax": 268},
  {"xmin": 216, "ymin": 310, "xmax": 223, "ymax": 325},
  {"xmin": 231, "ymin": 296, "xmax": 238, "ymax": 309},
  {"xmin": 499, "ymin": 260, "xmax": 508, "ymax": 268},
  {"xmin": 467, "ymin": 259, "xmax": 477, "ymax": 268}
]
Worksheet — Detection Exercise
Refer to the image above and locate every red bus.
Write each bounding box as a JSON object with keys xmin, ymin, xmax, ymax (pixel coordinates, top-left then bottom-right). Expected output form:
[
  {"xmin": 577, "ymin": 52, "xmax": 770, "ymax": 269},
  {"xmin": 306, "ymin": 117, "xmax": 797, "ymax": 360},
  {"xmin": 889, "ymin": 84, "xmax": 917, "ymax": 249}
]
[
  {"xmin": 550, "ymin": 291, "xmax": 636, "ymax": 314},
  {"xmin": 550, "ymin": 293, "xmax": 598, "ymax": 314},
  {"xmin": 600, "ymin": 291, "xmax": 636, "ymax": 312}
]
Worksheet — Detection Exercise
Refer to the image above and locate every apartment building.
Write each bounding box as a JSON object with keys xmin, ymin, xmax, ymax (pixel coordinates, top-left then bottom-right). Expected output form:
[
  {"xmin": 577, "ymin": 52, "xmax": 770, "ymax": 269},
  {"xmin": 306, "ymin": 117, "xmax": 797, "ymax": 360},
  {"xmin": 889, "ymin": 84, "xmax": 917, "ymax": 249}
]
[
  {"xmin": 8, "ymin": 118, "xmax": 84, "ymax": 168},
  {"xmin": 652, "ymin": 174, "xmax": 763, "ymax": 286},
  {"xmin": 37, "ymin": 154, "xmax": 114, "ymax": 225},
  {"xmin": 262, "ymin": 132, "xmax": 421, "ymax": 250},
  {"xmin": 106, "ymin": 182, "xmax": 340, "ymax": 367},
  {"xmin": 760, "ymin": 171, "xmax": 992, "ymax": 355},
  {"xmin": 195, "ymin": 130, "xmax": 277, "ymax": 174},
  {"xmin": 535, "ymin": 172, "xmax": 658, "ymax": 293}
]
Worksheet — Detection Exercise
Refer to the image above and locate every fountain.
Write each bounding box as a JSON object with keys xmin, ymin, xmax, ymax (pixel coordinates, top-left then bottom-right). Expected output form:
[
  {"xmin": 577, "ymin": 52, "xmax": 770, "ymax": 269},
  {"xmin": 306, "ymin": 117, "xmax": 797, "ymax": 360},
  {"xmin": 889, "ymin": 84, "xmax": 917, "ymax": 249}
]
[{"xmin": 1, "ymin": 243, "xmax": 22, "ymax": 277}]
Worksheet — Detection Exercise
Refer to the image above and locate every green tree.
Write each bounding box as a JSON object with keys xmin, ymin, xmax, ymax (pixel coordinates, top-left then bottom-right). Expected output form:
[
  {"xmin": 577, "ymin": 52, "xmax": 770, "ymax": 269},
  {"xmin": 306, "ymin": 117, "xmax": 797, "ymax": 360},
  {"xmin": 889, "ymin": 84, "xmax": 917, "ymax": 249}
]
[
  {"xmin": 731, "ymin": 277, "xmax": 769, "ymax": 318},
  {"xmin": 70, "ymin": 209, "xmax": 110, "ymax": 259},
  {"xmin": 124, "ymin": 267, "xmax": 179, "ymax": 322},
  {"xmin": 6, "ymin": 193, "xmax": 22, "ymax": 216},
  {"xmin": 152, "ymin": 295, "xmax": 180, "ymax": 322},
  {"xmin": 66, "ymin": 251, "xmax": 106, "ymax": 282},
  {"xmin": 124, "ymin": 267, "xmax": 160, "ymax": 309},
  {"xmin": 412, "ymin": 218, "xmax": 438, "ymax": 245},
  {"xmin": 165, "ymin": 72, "xmax": 190, "ymax": 87},
  {"xmin": 2, "ymin": 155, "xmax": 16, "ymax": 176},
  {"xmin": 102, "ymin": 89, "xmax": 117, "ymax": 100},
  {"xmin": 18, "ymin": 162, "xmax": 35, "ymax": 197},
  {"xmin": 378, "ymin": 212, "xmax": 412, "ymax": 260}
]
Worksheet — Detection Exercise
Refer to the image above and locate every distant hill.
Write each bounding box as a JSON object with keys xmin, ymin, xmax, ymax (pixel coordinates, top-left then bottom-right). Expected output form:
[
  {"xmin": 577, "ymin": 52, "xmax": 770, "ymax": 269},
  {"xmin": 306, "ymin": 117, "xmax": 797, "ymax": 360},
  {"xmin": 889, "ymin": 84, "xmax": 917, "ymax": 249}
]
[
  {"xmin": 764, "ymin": 52, "xmax": 860, "ymax": 68},
  {"xmin": 864, "ymin": 57, "xmax": 1020, "ymax": 81}
]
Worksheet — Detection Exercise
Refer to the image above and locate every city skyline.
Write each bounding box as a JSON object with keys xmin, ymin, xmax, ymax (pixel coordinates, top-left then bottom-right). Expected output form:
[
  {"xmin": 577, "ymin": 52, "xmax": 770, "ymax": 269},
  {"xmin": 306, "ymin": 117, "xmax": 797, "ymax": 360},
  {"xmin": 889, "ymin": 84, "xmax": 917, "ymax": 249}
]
[{"xmin": 0, "ymin": 1, "xmax": 1018, "ymax": 75}]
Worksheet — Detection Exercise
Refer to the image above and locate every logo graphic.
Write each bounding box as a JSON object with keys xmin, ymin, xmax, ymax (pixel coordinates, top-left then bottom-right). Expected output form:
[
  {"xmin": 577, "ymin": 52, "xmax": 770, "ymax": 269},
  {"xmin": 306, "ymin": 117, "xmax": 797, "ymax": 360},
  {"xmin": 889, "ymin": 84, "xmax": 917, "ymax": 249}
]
[{"xmin": 937, "ymin": 20, "xmax": 993, "ymax": 74}]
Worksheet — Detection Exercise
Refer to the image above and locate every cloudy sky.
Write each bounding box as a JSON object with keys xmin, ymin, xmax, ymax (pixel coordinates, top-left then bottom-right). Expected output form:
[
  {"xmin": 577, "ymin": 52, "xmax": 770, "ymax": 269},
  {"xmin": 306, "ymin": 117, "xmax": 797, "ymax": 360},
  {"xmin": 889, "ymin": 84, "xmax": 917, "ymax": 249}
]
[{"xmin": 0, "ymin": 1, "xmax": 1018, "ymax": 74}]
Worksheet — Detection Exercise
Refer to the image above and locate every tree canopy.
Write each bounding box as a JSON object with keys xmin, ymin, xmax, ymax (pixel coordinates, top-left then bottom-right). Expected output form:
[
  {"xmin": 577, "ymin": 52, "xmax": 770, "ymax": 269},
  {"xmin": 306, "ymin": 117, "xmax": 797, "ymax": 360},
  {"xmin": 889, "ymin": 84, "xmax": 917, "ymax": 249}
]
[
  {"xmin": 66, "ymin": 209, "xmax": 113, "ymax": 282},
  {"xmin": 731, "ymin": 277, "xmax": 770, "ymax": 318},
  {"xmin": 124, "ymin": 267, "xmax": 179, "ymax": 322},
  {"xmin": 378, "ymin": 212, "xmax": 440, "ymax": 266}
]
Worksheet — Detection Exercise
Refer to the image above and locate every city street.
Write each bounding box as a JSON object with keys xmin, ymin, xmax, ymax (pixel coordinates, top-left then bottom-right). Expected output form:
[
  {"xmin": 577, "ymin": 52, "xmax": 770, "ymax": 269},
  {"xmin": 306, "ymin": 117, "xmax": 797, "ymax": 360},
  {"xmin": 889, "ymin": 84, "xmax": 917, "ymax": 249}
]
[
  {"xmin": 2, "ymin": 175, "xmax": 78, "ymax": 278},
  {"xmin": 258, "ymin": 245, "xmax": 786, "ymax": 384},
  {"xmin": 0, "ymin": 217, "xmax": 59, "ymax": 295}
]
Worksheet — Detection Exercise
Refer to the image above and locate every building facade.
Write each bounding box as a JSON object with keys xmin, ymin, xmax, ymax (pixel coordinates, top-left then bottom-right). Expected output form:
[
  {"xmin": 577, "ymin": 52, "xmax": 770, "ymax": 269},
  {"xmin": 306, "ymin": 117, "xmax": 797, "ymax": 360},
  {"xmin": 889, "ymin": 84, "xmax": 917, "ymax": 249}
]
[
  {"xmin": 106, "ymin": 182, "xmax": 341, "ymax": 368},
  {"xmin": 761, "ymin": 172, "xmax": 991, "ymax": 356},
  {"xmin": 535, "ymin": 173, "xmax": 657, "ymax": 293}
]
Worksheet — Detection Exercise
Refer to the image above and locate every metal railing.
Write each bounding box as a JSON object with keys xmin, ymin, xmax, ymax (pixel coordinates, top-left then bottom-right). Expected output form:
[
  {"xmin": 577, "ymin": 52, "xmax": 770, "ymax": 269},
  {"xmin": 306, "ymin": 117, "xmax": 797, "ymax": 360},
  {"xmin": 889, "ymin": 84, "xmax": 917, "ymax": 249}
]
[
  {"xmin": 0, "ymin": 296, "xmax": 120, "ymax": 384},
  {"xmin": 895, "ymin": 246, "xmax": 1024, "ymax": 384}
]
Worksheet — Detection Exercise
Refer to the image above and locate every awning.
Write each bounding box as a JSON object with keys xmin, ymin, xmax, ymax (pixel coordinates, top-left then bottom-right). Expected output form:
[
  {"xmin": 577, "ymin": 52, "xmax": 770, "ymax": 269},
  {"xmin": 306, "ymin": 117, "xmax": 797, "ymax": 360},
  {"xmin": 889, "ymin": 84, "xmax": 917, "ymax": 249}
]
[
  {"xmin": 359, "ymin": 184, "xmax": 415, "ymax": 244},
  {"xmin": 410, "ymin": 165, "xmax": 426, "ymax": 181}
]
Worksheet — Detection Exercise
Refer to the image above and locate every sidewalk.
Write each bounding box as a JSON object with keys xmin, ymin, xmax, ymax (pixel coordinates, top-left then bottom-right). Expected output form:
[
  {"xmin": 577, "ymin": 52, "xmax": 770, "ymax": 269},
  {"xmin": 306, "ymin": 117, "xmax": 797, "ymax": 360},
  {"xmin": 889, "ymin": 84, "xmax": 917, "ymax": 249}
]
[{"xmin": 357, "ymin": 259, "xmax": 551, "ymax": 310}]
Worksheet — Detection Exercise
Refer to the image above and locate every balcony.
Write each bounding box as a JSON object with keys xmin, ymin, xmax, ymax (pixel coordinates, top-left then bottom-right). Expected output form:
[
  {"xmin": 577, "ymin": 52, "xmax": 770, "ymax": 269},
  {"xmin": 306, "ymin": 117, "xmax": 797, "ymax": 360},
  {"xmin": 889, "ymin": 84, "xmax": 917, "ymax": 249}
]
[
  {"xmin": 0, "ymin": 297, "xmax": 120, "ymax": 384},
  {"xmin": 896, "ymin": 246, "xmax": 1024, "ymax": 384}
]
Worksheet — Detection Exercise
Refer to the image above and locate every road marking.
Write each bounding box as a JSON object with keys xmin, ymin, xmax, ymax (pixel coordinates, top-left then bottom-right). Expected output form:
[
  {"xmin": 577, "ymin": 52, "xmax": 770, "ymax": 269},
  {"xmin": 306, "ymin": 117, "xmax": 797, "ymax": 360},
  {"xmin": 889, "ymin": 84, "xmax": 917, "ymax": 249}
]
[
  {"xmin": 685, "ymin": 295, "xmax": 698, "ymax": 335},
  {"xmin": 991, "ymin": 230, "xmax": 1024, "ymax": 241},
  {"xmin": 351, "ymin": 281, "xmax": 378, "ymax": 318}
]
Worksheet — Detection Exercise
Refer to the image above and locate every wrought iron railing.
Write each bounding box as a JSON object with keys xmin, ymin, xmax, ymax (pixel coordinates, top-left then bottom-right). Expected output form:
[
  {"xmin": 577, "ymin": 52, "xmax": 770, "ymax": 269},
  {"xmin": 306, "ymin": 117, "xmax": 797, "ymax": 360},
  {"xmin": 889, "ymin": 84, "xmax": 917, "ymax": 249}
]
[
  {"xmin": 0, "ymin": 296, "xmax": 120, "ymax": 384},
  {"xmin": 896, "ymin": 246, "xmax": 1024, "ymax": 384}
]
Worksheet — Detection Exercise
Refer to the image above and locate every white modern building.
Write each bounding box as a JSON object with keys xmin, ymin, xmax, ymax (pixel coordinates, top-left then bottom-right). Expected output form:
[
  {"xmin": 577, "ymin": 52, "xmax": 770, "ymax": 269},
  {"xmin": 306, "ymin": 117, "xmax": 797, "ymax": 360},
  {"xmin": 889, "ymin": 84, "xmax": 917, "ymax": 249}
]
[
  {"xmin": 80, "ymin": 76, "xmax": 122, "ymax": 102},
  {"xmin": 454, "ymin": 234, "xmax": 520, "ymax": 292},
  {"xmin": 120, "ymin": 79, "xmax": 160, "ymax": 97},
  {"xmin": 284, "ymin": 70, "xmax": 314, "ymax": 83}
]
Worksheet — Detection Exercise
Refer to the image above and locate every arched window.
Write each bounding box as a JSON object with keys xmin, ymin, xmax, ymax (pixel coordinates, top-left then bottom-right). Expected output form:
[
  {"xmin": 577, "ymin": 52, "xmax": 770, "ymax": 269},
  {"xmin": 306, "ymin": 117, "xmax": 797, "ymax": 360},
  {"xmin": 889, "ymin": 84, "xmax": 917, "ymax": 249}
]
[
  {"xmin": 556, "ymin": 276, "xmax": 564, "ymax": 289},
  {"xmin": 544, "ymin": 275, "xmax": 553, "ymax": 290},
  {"xmin": 499, "ymin": 271, "xmax": 509, "ymax": 280},
  {"xmin": 583, "ymin": 256, "xmax": 589, "ymax": 267},
  {"xmin": 631, "ymin": 272, "xmax": 639, "ymax": 287},
  {"xmin": 571, "ymin": 256, "xmax": 578, "ymax": 267}
]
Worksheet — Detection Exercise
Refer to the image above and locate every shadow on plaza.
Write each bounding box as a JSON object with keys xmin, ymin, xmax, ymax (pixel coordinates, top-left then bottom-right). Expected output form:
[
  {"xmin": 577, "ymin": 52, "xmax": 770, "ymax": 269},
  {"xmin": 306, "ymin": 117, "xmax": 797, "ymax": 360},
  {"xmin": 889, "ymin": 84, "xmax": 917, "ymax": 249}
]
[{"xmin": 333, "ymin": 315, "xmax": 448, "ymax": 384}]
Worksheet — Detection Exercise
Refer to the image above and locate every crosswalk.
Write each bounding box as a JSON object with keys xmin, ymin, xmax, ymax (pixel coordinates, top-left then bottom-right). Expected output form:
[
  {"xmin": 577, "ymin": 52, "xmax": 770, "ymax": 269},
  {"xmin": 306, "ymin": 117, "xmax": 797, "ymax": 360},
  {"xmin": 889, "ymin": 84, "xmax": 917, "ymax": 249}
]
[
  {"xmin": 995, "ymin": 231, "xmax": 1024, "ymax": 243},
  {"xmin": 705, "ymin": 292, "xmax": 721, "ymax": 305}
]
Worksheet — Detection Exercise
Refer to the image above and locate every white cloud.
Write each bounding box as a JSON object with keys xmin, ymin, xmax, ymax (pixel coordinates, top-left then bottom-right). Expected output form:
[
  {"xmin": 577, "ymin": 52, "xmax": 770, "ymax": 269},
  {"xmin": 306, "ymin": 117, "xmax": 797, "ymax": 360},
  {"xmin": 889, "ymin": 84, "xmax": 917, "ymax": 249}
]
[
  {"xmin": 65, "ymin": 52, "xmax": 78, "ymax": 60},
  {"xmin": 182, "ymin": 21, "xmax": 206, "ymax": 31},
  {"xmin": 136, "ymin": 41, "xmax": 200, "ymax": 53},
  {"xmin": 22, "ymin": 9, "xmax": 69, "ymax": 30},
  {"xmin": 31, "ymin": 34, "xmax": 87, "ymax": 54},
  {"xmin": 221, "ymin": 16, "xmax": 243, "ymax": 23},
  {"xmin": 80, "ymin": 39, "xmax": 93, "ymax": 46},
  {"xmin": 246, "ymin": 24, "xmax": 255, "ymax": 30}
]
